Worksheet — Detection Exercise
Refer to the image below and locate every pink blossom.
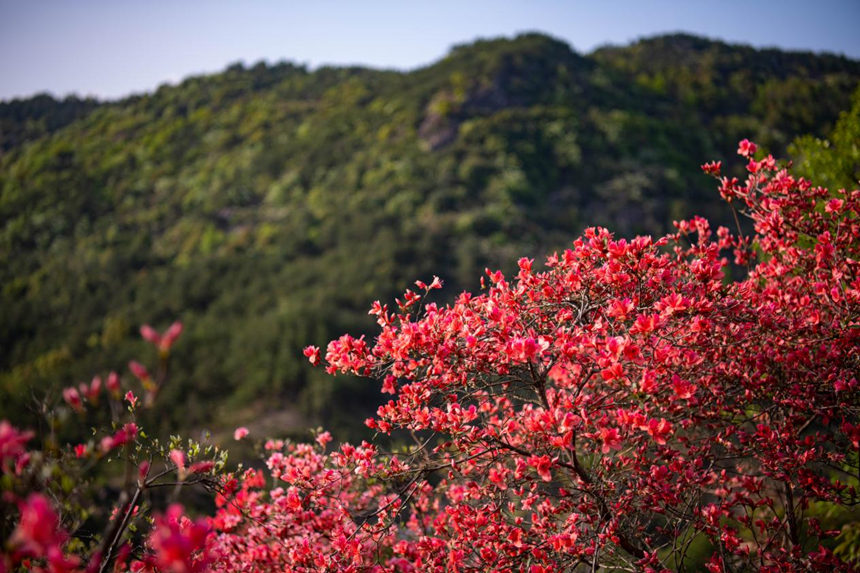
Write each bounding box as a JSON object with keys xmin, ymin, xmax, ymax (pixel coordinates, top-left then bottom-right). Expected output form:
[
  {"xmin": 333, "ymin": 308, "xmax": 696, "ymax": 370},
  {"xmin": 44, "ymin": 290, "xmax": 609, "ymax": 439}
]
[
  {"xmin": 8, "ymin": 494, "xmax": 79, "ymax": 572},
  {"xmin": 128, "ymin": 360, "xmax": 151, "ymax": 383},
  {"xmin": 737, "ymin": 138, "xmax": 757, "ymax": 157},
  {"xmin": 160, "ymin": 321, "xmax": 183, "ymax": 351},
  {"xmin": 141, "ymin": 505, "xmax": 212, "ymax": 573},
  {"xmin": 701, "ymin": 160, "xmax": 722, "ymax": 175},
  {"xmin": 106, "ymin": 371, "xmax": 121, "ymax": 395},
  {"xmin": 100, "ymin": 423, "xmax": 138, "ymax": 453},
  {"xmin": 140, "ymin": 321, "xmax": 183, "ymax": 353},
  {"xmin": 62, "ymin": 387, "xmax": 84, "ymax": 413},
  {"xmin": 140, "ymin": 324, "xmax": 161, "ymax": 345},
  {"xmin": 189, "ymin": 460, "xmax": 216, "ymax": 475},
  {"xmin": 599, "ymin": 427, "xmax": 622, "ymax": 453},
  {"xmin": 315, "ymin": 431, "xmax": 332, "ymax": 448},
  {"xmin": 84, "ymin": 375, "xmax": 102, "ymax": 401},
  {"xmin": 529, "ymin": 455, "xmax": 553, "ymax": 482},
  {"xmin": 169, "ymin": 449, "xmax": 186, "ymax": 470},
  {"xmin": 303, "ymin": 345, "xmax": 321, "ymax": 366},
  {"xmin": 0, "ymin": 421, "xmax": 33, "ymax": 475}
]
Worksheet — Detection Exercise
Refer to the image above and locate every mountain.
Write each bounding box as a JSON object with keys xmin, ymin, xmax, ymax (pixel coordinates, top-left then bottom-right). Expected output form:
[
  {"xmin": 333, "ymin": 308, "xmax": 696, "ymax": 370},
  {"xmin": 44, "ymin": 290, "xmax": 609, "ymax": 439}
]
[{"xmin": 1, "ymin": 33, "xmax": 858, "ymax": 438}]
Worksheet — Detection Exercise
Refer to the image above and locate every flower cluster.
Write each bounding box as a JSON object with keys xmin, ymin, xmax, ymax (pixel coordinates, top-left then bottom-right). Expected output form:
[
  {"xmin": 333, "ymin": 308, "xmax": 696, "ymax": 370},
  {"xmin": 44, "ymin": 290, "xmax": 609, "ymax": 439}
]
[
  {"xmin": 289, "ymin": 143, "xmax": 858, "ymax": 571},
  {"xmin": 1, "ymin": 321, "xmax": 227, "ymax": 573}
]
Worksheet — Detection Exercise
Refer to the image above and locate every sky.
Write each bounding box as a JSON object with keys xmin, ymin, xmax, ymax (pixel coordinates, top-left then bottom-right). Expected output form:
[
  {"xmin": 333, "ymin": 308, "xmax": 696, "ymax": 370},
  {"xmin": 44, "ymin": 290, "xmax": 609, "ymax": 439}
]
[{"xmin": 1, "ymin": 0, "xmax": 859, "ymax": 102}]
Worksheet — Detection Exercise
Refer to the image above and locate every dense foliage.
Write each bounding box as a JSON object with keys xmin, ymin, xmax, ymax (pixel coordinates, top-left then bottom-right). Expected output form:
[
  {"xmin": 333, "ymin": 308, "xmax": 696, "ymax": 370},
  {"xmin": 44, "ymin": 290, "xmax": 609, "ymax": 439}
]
[
  {"xmin": 2, "ymin": 33, "xmax": 858, "ymax": 439},
  {"xmin": 2, "ymin": 142, "xmax": 858, "ymax": 571},
  {"xmin": 0, "ymin": 94, "xmax": 99, "ymax": 153}
]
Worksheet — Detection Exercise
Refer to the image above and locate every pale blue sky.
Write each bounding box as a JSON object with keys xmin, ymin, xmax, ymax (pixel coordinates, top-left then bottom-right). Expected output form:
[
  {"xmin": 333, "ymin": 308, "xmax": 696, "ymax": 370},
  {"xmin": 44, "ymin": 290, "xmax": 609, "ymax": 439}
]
[{"xmin": 1, "ymin": 0, "xmax": 859, "ymax": 101}]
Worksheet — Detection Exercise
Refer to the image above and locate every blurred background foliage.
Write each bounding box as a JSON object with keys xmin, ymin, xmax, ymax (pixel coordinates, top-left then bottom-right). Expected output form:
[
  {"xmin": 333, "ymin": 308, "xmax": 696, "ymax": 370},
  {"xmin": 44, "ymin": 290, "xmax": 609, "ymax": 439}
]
[{"xmin": 1, "ymin": 32, "xmax": 858, "ymax": 441}]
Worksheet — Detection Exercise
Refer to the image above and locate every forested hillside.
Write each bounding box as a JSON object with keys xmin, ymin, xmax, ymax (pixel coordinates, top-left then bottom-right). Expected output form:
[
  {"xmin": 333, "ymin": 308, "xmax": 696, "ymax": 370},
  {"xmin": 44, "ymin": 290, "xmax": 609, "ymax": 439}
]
[{"xmin": 2, "ymin": 33, "xmax": 858, "ymax": 438}]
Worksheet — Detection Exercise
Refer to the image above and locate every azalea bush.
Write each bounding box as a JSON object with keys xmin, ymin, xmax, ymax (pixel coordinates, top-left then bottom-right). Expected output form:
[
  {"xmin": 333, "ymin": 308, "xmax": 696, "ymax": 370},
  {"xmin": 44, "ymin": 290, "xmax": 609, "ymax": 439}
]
[
  {"xmin": 1, "ymin": 323, "xmax": 227, "ymax": 573},
  {"xmin": 213, "ymin": 141, "xmax": 859, "ymax": 571},
  {"xmin": 3, "ymin": 141, "xmax": 860, "ymax": 571}
]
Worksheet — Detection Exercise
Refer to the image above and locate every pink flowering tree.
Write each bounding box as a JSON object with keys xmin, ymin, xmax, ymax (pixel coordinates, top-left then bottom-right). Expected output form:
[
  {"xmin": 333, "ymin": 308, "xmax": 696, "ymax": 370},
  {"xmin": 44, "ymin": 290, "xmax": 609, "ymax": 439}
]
[{"xmin": 210, "ymin": 142, "xmax": 859, "ymax": 571}]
